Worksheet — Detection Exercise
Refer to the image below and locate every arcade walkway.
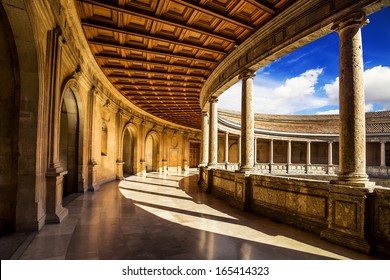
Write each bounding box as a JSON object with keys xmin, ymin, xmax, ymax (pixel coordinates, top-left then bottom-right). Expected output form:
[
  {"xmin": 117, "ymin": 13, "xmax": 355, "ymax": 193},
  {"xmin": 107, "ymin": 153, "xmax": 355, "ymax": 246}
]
[{"xmin": 4, "ymin": 171, "xmax": 380, "ymax": 260}]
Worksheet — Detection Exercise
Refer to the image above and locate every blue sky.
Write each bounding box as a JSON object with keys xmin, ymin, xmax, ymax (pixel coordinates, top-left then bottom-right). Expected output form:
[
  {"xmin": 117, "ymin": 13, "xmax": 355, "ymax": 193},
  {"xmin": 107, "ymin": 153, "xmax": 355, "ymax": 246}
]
[{"xmin": 218, "ymin": 6, "xmax": 390, "ymax": 115}]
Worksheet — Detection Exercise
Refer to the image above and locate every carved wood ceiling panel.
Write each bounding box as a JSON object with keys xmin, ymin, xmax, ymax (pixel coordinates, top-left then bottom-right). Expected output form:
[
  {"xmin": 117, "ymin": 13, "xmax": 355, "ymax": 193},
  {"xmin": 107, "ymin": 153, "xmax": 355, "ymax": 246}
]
[{"xmin": 75, "ymin": 0, "xmax": 294, "ymax": 129}]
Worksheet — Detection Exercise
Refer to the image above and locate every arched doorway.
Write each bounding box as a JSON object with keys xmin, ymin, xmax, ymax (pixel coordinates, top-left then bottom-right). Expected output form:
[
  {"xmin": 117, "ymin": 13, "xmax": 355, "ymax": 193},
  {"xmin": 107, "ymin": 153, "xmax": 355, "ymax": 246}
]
[
  {"xmin": 145, "ymin": 132, "xmax": 159, "ymax": 172},
  {"xmin": 59, "ymin": 89, "xmax": 80, "ymax": 197},
  {"xmin": 123, "ymin": 128, "xmax": 135, "ymax": 176}
]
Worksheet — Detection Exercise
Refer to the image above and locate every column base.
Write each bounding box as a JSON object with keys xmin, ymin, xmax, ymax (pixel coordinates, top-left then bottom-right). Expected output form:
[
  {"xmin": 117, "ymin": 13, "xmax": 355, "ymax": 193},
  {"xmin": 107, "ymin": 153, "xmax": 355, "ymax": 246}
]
[
  {"xmin": 45, "ymin": 207, "xmax": 69, "ymax": 224},
  {"xmin": 45, "ymin": 167, "xmax": 69, "ymax": 225},
  {"xmin": 331, "ymin": 172, "xmax": 375, "ymax": 188},
  {"xmin": 207, "ymin": 163, "xmax": 218, "ymax": 169},
  {"xmin": 88, "ymin": 161, "xmax": 99, "ymax": 191},
  {"xmin": 331, "ymin": 179, "xmax": 375, "ymax": 188},
  {"xmin": 239, "ymin": 165, "xmax": 254, "ymax": 173},
  {"xmin": 116, "ymin": 161, "xmax": 125, "ymax": 180},
  {"xmin": 321, "ymin": 183, "xmax": 373, "ymax": 254}
]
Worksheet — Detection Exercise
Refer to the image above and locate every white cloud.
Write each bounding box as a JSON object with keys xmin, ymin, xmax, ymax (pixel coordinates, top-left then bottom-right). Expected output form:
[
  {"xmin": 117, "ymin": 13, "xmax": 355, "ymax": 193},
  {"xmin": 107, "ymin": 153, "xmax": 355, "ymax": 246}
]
[
  {"xmin": 324, "ymin": 65, "xmax": 390, "ymax": 109},
  {"xmin": 219, "ymin": 68, "xmax": 328, "ymax": 114},
  {"xmin": 316, "ymin": 104, "xmax": 373, "ymax": 115},
  {"xmin": 219, "ymin": 65, "xmax": 390, "ymax": 114},
  {"xmin": 365, "ymin": 103, "xmax": 374, "ymax": 112},
  {"xmin": 316, "ymin": 109, "xmax": 339, "ymax": 115}
]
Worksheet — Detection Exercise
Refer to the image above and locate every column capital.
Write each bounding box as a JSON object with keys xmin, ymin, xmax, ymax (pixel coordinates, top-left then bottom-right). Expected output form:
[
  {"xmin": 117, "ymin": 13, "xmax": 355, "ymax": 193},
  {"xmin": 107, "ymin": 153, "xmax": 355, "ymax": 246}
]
[
  {"xmin": 332, "ymin": 11, "xmax": 369, "ymax": 32},
  {"xmin": 239, "ymin": 70, "xmax": 256, "ymax": 80},
  {"xmin": 202, "ymin": 111, "xmax": 209, "ymax": 117},
  {"xmin": 90, "ymin": 85, "xmax": 98, "ymax": 96},
  {"xmin": 209, "ymin": 97, "xmax": 218, "ymax": 103}
]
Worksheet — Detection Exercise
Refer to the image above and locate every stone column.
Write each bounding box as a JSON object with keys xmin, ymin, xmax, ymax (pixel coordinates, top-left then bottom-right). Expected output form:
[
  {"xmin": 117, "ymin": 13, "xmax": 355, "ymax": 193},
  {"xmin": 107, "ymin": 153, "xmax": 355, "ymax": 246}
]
[
  {"xmin": 183, "ymin": 133, "xmax": 189, "ymax": 171},
  {"xmin": 287, "ymin": 140, "xmax": 292, "ymax": 173},
  {"xmin": 200, "ymin": 111, "xmax": 209, "ymax": 166},
  {"xmin": 269, "ymin": 140, "xmax": 274, "ymax": 164},
  {"xmin": 269, "ymin": 139, "xmax": 273, "ymax": 173},
  {"xmin": 380, "ymin": 141, "xmax": 386, "ymax": 167},
  {"xmin": 162, "ymin": 127, "xmax": 168, "ymax": 173},
  {"xmin": 116, "ymin": 109, "xmax": 125, "ymax": 180},
  {"xmin": 306, "ymin": 141, "xmax": 311, "ymax": 174},
  {"xmin": 333, "ymin": 12, "xmax": 371, "ymax": 186},
  {"xmin": 224, "ymin": 131, "xmax": 229, "ymax": 164},
  {"xmin": 239, "ymin": 70, "xmax": 256, "ymax": 172},
  {"xmin": 306, "ymin": 141, "xmax": 311, "ymax": 165},
  {"xmin": 238, "ymin": 135, "xmax": 242, "ymax": 166},
  {"xmin": 254, "ymin": 138, "xmax": 258, "ymax": 164},
  {"xmin": 208, "ymin": 98, "xmax": 218, "ymax": 167},
  {"xmin": 321, "ymin": 12, "xmax": 373, "ymax": 255},
  {"xmin": 328, "ymin": 141, "xmax": 333, "ymax": 165}
]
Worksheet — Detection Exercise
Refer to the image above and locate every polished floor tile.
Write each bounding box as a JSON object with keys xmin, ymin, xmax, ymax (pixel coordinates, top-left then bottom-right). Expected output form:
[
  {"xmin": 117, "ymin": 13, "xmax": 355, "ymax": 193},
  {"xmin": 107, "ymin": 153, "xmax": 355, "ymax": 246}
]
[{"xmin": 15, "ymin": 170, "xmax": 381, "ymax": 260}]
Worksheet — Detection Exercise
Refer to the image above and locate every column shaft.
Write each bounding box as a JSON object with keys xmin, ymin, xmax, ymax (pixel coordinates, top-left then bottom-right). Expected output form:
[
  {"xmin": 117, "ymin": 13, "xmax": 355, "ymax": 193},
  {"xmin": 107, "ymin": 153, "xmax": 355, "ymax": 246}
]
[
  {"xmin": 307, "ymin": 141, "xmax": 311, "ymax": 165},
  {"xmin": 200, "ymin": 111, "xmax": 209, "ymax": 166},
  {"xmin": 239, "ymin": 70, "xmax": 256, "ymax": 171},
  {"xmin": 334, "ymin": 12, "xmax": 370, "ymax": 184},
  {"xmin": 380, "ymin": 141, "xmax": 386, "ymax": 167},
  {"xmin": 238, "ymin": 136, "xmax": 242, "ymax": 165},
  {"xmin": 254, "ymin": 138, "xmax": 257, "ymax": 164},
  {"xmin": 328, "ymin": 142, "xmax": 333, "ymax": 165},
  {"xmin": 224, "ymin": 131, "xmax": 229, "ymax": 163},
  {"xmin": 287, "ymin": 140, "xmax": 292, "ymax": 164},
  {"xmin": 208, "ymin": 98, "xmax": 218, "ymax": 167}
]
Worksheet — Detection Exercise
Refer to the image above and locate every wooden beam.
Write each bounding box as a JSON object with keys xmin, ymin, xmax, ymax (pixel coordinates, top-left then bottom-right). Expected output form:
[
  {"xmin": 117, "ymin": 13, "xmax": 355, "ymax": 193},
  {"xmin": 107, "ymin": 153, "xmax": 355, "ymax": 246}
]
[
  {"xmin": 106, "ymin": 74, "xmax": 204, "ymax": 85},
  {"xmin": 124, "ymin": 91, "xmax": 200, "ymax": 96},
  {"xmin": 82, "ymin": 22, "xmax": 228, "ymax": 55},
  {"xmin": 101, "ymin": 65, "xmax": 207, "ymax": 79},
  {"xmin": 77, "ymin": 0, "xmax": 237, "ymax": 42},
  {"xmin": 95, "ymin": 54, "xmax": 213, "ymax": 72},
  {"xmin": 246, "ymin": 0, "xmax": 276, "ymax": 14},
  {"xmin": 115, "ymin": 83, "xmax": 201, "ymax": 91},
  {"xmin": 88, "ymin": 40, "xmax": 219, "ymax": 64},
  {"xmin": 172, "ymin": 0, "xmax": 255, "ymax": 30}
]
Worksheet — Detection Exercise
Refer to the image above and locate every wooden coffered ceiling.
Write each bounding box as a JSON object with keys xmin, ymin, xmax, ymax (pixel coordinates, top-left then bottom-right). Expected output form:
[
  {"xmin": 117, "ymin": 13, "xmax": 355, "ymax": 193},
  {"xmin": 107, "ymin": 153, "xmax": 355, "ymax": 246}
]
[{"xmin": 75, "ymin": 0, "xmax": 294, "ymax": 129}]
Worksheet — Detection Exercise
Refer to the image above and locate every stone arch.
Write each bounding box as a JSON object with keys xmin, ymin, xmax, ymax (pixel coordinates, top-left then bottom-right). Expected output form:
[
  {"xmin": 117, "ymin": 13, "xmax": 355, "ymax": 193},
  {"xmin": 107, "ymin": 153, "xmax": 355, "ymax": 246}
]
[
  {"xmin": 145, "ymin": 130, "xmax": 160, "ymax": 173},
  {"xmin": 58, "ymin": 80, "xmax": 84, "ymax": 195},
  {"xmin": 0, "ymin": 3, "xmax": 21, "ymax": 235},
  {"xmin": 1, "ymin": 1, "xmax": 42, "ymax": 232},
  {"xmin": 120, "ymin": 122, "xmax": 138, "ymax": 176}
]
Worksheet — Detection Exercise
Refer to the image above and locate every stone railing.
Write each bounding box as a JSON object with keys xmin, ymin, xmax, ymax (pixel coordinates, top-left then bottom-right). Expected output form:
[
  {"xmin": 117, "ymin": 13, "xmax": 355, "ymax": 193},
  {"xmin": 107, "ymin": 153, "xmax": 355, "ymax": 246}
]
[
  {"xmin": 198, "ymin": 166, "xmax": 390, "ymax": 257},
  {"xmin": 213, "ymin": 162, "xmax": 388, "ymax": 178}
]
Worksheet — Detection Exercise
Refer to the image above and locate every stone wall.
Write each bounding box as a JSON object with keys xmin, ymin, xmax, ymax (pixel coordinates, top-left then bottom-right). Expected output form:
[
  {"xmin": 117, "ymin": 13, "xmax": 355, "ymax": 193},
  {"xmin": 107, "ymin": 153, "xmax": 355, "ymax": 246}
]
[
  {"xmin": 199, "ymin": 167, "xmax": 390, "ymax": 256},
  {"xmin": 0, "ymin": 5, "xmax": 17, "ymax": 234},
  {"xmin": 0, "ymin": 0, "xmax": 201, "ymax": 236},
  {"xmin": 251, "ymin": 174, "xmax": 329, "ymax": 234}
]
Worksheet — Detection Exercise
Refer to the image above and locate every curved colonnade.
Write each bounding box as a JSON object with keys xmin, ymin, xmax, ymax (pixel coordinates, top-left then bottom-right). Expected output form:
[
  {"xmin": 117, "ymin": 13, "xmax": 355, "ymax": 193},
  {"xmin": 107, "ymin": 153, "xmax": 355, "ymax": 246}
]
[
  {"xmin": 1, "ymin": 0, "xmax": 390, "ymax": 258},
  {"xmin": 197, "ymin": 0, "xmax": 390, "ymax": 256},
  {"xmin": 0, "ymin": 0, "xmax": 201, "ymax": 237}
]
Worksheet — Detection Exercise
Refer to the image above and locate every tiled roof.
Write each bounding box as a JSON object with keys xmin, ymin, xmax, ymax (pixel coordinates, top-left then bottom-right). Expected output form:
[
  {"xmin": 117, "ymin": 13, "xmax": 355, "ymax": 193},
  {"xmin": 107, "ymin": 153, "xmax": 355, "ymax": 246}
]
[{"xmin": 219, "ymin": 109, "xmax": 390, "ymax": 135}]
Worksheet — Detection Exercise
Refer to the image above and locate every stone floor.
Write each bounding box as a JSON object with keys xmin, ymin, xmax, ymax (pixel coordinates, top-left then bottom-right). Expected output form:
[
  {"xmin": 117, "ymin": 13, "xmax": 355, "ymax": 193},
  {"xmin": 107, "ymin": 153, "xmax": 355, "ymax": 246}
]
[{"xmin": 3, "ymin": 170, "xmax": 383, "ymax": 260}]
